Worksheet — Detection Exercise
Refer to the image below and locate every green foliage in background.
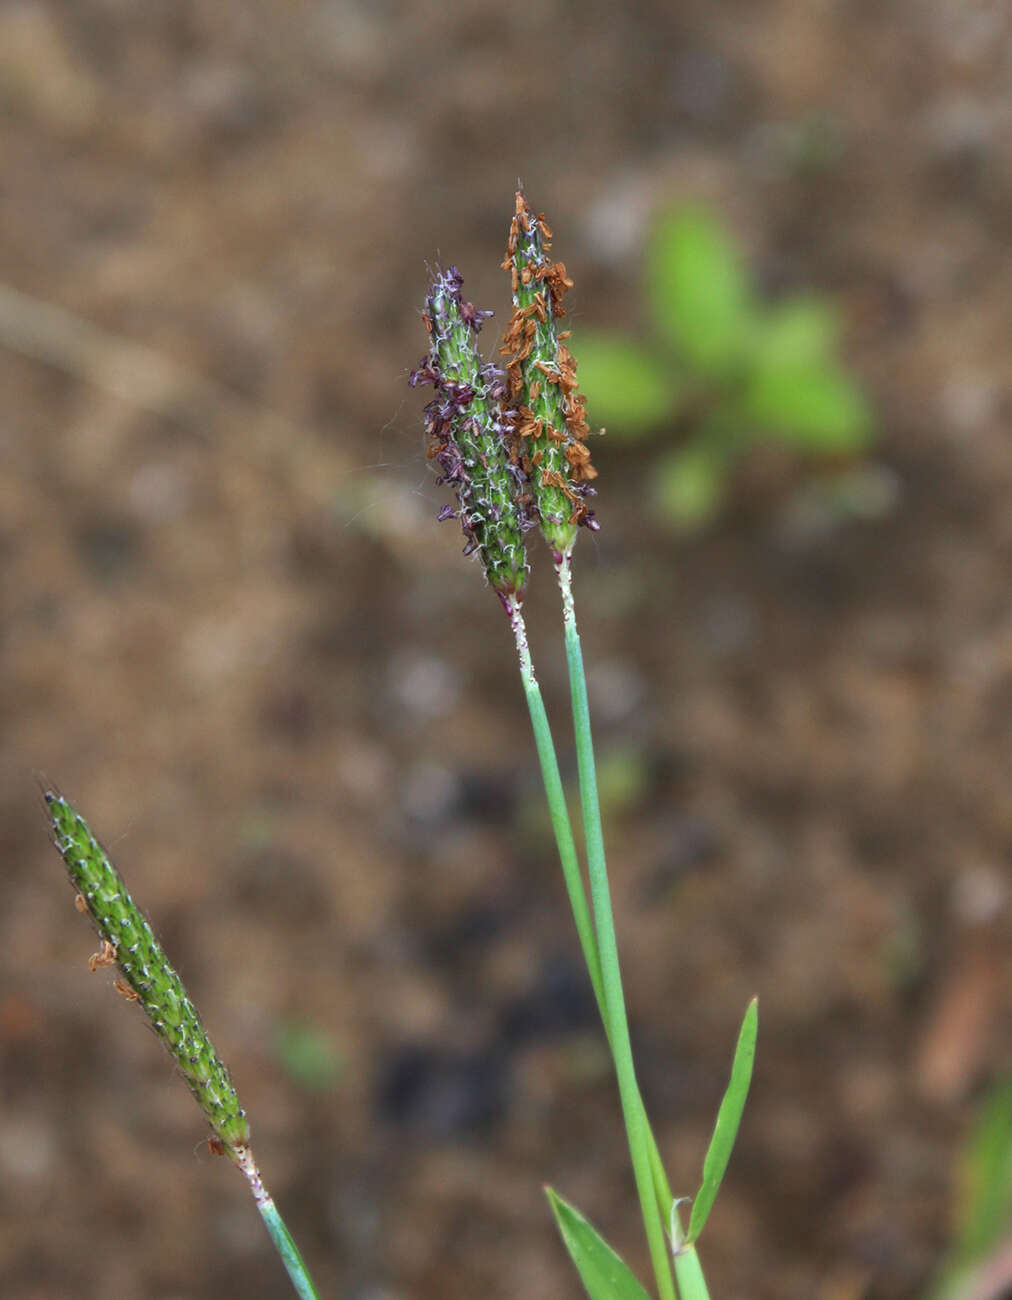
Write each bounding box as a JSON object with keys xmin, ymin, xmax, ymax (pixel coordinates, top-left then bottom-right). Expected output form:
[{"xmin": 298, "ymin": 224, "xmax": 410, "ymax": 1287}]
[
  {"xmin": 931, "ymin": 1080, "xmax": 1012, "ymax": 1300},
  {"xmin": 275, "ymin": 1020, "xmax": 343, "ymax": 1093},
  {"xmin": 576, "ymin": 208, "xmax": 874, "ymax": 528}
]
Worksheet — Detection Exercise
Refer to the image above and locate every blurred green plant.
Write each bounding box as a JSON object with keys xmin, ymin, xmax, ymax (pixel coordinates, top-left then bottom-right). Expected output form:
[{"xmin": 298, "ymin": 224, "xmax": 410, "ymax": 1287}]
[
  {"xmin": 275, "ymin": 1019, "xmax": 343, "ymax": 1093},
  {"xmin": 930, "ymin": 1080, "xmax": 1012, "ymax": 1300},
  {"xmin": 576, "ymin": 208, "xmax": 874, "ymax": 528}
]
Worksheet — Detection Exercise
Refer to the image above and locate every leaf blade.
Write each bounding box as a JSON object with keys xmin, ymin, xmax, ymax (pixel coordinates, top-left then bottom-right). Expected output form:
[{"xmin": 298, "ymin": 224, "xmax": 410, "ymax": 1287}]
[
  {"xmin": 687, "ymin": 997, "xmax": 758, "ymax": 1243},
  {"xmin": 575, "ymin": 332, "xmax": 679, "ymax": 437},
  {"xmin": 752, "ymin": 297, "xmax": 839, "ymax": 371},
  {"xmin": 546, "ymin": 1187, "xmax": 653, "ymax": 1300},
  {"xmin": 742, "ymin": 359, "xmax": 873, "ymax": 452},
  {"xmin": 954, "ymin": 1080, "xmax": 1012, "ymax": 1270},
  {"xmin": 646, "ymin": 210, "xmax": 754, "ymax": 376}
]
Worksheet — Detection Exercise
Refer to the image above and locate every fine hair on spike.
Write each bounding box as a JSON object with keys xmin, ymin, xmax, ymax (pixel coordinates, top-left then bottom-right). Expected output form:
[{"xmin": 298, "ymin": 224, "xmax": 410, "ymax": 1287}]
[
  {"xmin": 45, "ymin": 791, "xmax": 251, "ymax": 1153},
  {"xmin": 410, "ymin": 265, "xmax": 531, "ymax": 602}
]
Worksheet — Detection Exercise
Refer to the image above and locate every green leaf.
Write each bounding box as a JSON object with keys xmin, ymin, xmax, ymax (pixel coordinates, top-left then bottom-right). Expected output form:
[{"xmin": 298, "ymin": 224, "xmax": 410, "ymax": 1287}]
[
  {"xmin": 742, "ymin": 361, "xmax": 873, "ymax": 452},
  {"xmin": 646, "ymin": 210, "xmax": 754, "ymax": 377},
  {"xmin": 687, "ymin": 997, "xmax": 758, "ymax": 1244},
  {"xmin": 654, "ymin": 444, "xmax": 727, "ymax": 530},
  {"xmin": 953, "ymin": 1080, "xmax": 1012, "ymax": 1270},
  {"xmin": 575, "ymin": 332, "xmax": 679, "ymax": 437},
  {"xmin": 275, "ymin": 1021, "xmax": 343, "ymax": 1093},
  {"xmin": 596, "ymin": 747, "xmax": 652, "ymax": 817},
  {"xmin": 753, "ymin": 297, "xmax": 839, "ymax": 370},
  {"xmin": 546, "ymin": 1188, "xmax": 652, "ymax": 1300}
]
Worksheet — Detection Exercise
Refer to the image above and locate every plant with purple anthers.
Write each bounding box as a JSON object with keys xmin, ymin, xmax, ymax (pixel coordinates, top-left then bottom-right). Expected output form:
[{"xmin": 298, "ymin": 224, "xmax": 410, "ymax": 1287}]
[
  {"xmin": 38, "ymin": 189, "xmax": 756, "ymax": 1300},
  {"xmin": 409, "ymin": 264, "xmax": 533, "ymax": 603},
  {"xmin": 411, "ymin": 192, "xmax": 757, "ymax": 1300}
]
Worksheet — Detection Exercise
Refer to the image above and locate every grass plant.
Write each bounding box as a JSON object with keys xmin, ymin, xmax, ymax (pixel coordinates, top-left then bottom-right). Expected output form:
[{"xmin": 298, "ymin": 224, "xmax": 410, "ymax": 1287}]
[
  {"xmin": 44, "ymin": 190, "xmax": 756, "ymax": 1300},
  {"xmin": 412, "ymin": 191, "xmax": 757, "ymax": 1299}
]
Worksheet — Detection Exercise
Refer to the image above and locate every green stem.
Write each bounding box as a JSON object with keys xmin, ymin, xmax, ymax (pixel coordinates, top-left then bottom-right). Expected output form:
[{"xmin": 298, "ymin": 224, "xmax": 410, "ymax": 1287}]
[
  {"xmin": 507, "ymin": 596, "xmax": 605, "ymax": 1015},
  {"xmin": 673, "ymin": 1245, "xmax": 709, "ymax": 1300},
  {"xmin": 647, "ymin": 1136, "xmax": 675, "ymax": 1223},
  {"xmin": 507, "ymin": 595, "xmax": 677, "ymax": 1270},
  {"xmin": 555, "ymin": 552, "xmax": 680, "ymax": 1300},
  {"xmin": 235, "ymin": 1147, "xmax": 322, "ymax": 1300}
]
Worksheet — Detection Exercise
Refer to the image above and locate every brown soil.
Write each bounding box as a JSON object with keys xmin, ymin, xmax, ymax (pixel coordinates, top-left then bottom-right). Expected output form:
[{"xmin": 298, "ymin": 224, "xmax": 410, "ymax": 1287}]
[{"xmin": 2, "ymin": 3, "xmax": 1011, "ymax": 1298}]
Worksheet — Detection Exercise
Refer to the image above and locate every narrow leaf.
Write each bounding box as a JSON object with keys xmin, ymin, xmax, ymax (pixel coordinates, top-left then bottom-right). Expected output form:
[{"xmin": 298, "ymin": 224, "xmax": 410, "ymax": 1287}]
[
  {"xmin": 646, "ymin": 210, "xmax": 754, "ymax": 377},
  {"xmin": 953, "ymin": 1080, "xmax": 1012, "ymax": 1270},
  {"xmin": 546, "ymin": 1187, "xmax": 652, "ymax": 1300},
  {"xmin": 574, "ymin": 332, "xmax": 679, "ymax": 437},
  {"xmin": 928, "ymin": 1081, "xmax": 1012, "ymax": 1300},
  {"xmin": 687, "ymin": 997, "xmax": 758, "ymax": 1243}
]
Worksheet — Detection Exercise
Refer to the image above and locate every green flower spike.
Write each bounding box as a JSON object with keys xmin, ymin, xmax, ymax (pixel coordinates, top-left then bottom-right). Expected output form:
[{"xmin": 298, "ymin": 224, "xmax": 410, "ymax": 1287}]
[
  {"xmin": 500, "ymin": 191, "xmax": 599, "ymax": 556},
  {"xmin": 46, "ymin": 791, "xmax": 250, "ymax": 1152},
  {"xmin": 46, "ymin": 792, "xmax": 321, "ymax": 1300},
  {"xmin": 410, "ymin": 265, "xmax": 530, "ymax": 604}
]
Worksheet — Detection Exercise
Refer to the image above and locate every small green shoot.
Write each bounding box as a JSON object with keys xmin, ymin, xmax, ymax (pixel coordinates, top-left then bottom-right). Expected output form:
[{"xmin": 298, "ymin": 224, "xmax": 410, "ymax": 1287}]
[
  {"xmin": 575, "ymin": 206, "xmax": 874, "ymax": 528},
  {"xmin": 655, "ymin": 438, "xmax": 729, "ymax": 531},
  {"xmin": 687, "ymin": 997, "xmax": 758, "ymax": 1245},
  {"xmin": 594, "ymin": 748, "xmax": 652, "ymax": 820},
  {"xmin": 275, "ymin": 1020, "xmax": 343, "ymax": 1093},
  {"xmin": 931, "ymin": 1079, "xmax": 1012, "ymax": 1300},
  {"xmin": 546, "ymin": 1187, "xmax": 652, "ymax": 1300},
  {"xmin": 954, "ymin": 1080, "xmax": 1012, "ymax": 1267}
]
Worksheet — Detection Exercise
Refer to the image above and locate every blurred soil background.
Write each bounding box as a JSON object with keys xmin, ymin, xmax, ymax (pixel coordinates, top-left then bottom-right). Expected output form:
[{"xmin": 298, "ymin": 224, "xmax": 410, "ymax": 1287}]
[{"xmin": 2, "ymin": 2, "xmax": 1012, "ymax": 1298}]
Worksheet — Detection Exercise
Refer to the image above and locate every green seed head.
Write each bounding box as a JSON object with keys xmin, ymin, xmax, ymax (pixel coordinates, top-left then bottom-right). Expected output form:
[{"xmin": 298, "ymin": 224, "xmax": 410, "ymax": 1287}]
[
  {"xmin": 46, "ymin": 792, "xmax": 251, "ymax": 1152},
  {"xmin": 410, "ymin": 266, "xmax": 530, "ymax": 603},
  {"xmin": 500, "ymin": 192, "xmax": 599, "ymax": 555}
]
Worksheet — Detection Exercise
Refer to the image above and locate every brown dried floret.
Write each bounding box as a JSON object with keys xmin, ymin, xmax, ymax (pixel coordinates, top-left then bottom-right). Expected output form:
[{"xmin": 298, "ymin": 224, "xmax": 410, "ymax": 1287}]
[
  {"xmin": 536, "ymin": 261, "xmax": 574, "ymax": 317},
  {"xmin": 88, "ymin": 938, "xmax": 117, "ymax": 973},
  {"xmin": 500, "ymin": 191, "xmax": 599, "ymax": 541}
]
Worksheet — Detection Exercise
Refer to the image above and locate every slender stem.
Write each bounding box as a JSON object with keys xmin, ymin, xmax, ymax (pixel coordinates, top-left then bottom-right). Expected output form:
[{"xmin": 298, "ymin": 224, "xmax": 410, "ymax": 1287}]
[
  {"xmin": 235, "ymin": 1146, "xmax": 322, "ymax": 1300},
  {"xmin": 647, "ymin": 1134, "xmax": 675, "ymax": 1223},
  {"xmin": 556, "ymin": 552, "xmax": 680, "ymax": 1300},
  {"xmin": 673, "ymin": 1245, "xmax": 709, "ymax": 1300},
  {"xmin": 506, "ymin": 596, "xmax": 605, "ymax": 1015},
  {"xmin": 507, "ymin": 593, "xmax": 678, "ymax": 1284}
]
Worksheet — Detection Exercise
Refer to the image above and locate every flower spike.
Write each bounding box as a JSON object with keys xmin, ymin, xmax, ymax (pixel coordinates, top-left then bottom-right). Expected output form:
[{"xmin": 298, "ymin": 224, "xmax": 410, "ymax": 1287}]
[
  {"xmin": 46, "ymin": 792, "xmax": 251, "ymax": 1153},
  {"xmin": 500, "ymin": 192, "xmax": 599, "ymax": 555},
  {"xmin": 411, "ymin": 266, "xmax": 531, "ymax": 603}
]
